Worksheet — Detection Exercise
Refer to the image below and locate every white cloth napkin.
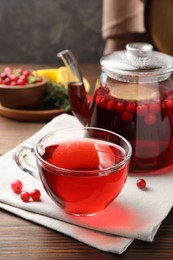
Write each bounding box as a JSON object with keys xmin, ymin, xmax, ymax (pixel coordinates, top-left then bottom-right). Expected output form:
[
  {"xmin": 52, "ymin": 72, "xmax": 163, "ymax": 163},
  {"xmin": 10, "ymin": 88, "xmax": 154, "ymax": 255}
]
[{"xmin": 0, "ymin": 114, "xmax": 173, "ymax": 254}]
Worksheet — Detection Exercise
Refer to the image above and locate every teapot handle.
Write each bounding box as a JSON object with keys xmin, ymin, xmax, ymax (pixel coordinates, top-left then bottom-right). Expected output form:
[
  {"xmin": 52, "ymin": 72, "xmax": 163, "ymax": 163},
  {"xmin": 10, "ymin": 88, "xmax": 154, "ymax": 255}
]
[{"xmin": 14, "ymin": 142, "xmax": 40, "ymax": 180}]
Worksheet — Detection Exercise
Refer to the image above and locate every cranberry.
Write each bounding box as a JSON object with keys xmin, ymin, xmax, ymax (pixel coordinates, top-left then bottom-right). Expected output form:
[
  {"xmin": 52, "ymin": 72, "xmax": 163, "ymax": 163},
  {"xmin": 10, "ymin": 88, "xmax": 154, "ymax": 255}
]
[
  {"xmin": 22, "ymin": 70, "xmax": 32, "ymax": 77},
  {"xmin": 10, "ymin": 74, "xmax": 19, "ymax": 82},
  {"xmin": 126, "ymin": 103, "xmax": 136, "ymax": 112},
  {"xmin": 136, "ymin": 104, "xmax": 148, "ymax": 116},
  {"xmin": 17, "ymin": 78, "xmax": 27, "ymax": 86},
  {"xmin": 144, "ymin": 113, "xmax": 157, "ymax": 125},
  {"xmin": 11, "ymin": 180, "xmax": 23, "ymax": 194},
  {"xmin": 95, "ymin": 95, "xmax": 102, "ymax": 105},
  {"xmin": 96, "ymin": 86, "xmax": 109, "ymax": 96},
  {"xmin": 19, "ymin": 75, "xmax": 27, "ymax": 81},
  {"xmin": 95, "ymin": 95, "xmax": 107, "ymax": 108},
  {"xmin": 116, "ymin": 102, "xmax": 126, "ymax": 113},
  {"xmin": 106, "ymin": 100, "xmax": 116, "ymax": 110},
  {"xmin": 1, "ymin": 72, "xmax": 7, "ymax": 80},
  {"xmin": 3, "ymin": 78, "xmax": 11, "ymax": 85},
  {"xmin": 20, "ymin": 191, "xmax": 30, "ymax": 202},
  {"xmin": 121, "ymin": 111, "xmax": 133, "ymax": 122},
  {"xmin": 137, "ymin": 179, "xmax": 146, "ymax": 190},
  {"xmin": 4, "ymin": 67, "xmax": 12, "ymax": 75},
  {"xmin": 149, "ymin": 103, "xmax": 160, "ymax": 114},
  {"xmin": 30, "ymin": 189, "xmax": 41, "ymax": 201}
]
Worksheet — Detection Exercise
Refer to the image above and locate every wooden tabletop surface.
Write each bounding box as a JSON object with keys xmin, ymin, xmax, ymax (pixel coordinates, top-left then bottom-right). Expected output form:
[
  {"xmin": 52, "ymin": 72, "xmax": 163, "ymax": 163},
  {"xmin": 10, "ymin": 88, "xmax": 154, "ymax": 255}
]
[{"xmin": 0, "ymin": 64, "xmax": 173, "ymax": 259}]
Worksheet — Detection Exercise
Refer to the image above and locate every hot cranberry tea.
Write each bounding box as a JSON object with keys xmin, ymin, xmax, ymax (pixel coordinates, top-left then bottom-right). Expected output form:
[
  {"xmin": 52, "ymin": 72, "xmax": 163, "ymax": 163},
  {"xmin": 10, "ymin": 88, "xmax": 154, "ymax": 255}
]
[
  {"xmin": 15, "ymin": 127, "xmax": 132, "ymax": 216},
  {"xmin": 38, "ymin": 139, "xmax": 129, "ymax": 215},
  {"xmin": 89, "ymin": 81, "xmax": 173, "ymax": 173}
]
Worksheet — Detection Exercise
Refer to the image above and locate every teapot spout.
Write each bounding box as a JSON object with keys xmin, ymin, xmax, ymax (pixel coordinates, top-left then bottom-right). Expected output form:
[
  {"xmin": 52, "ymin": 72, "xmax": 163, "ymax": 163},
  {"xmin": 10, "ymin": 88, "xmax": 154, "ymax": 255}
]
[
  {"xmin": 57, "ymin": 50, "xmax": 83, "ymax": 83},
  {"xmin": 57, "ymin": 50, "xmax": 92, "ymax": 125}
]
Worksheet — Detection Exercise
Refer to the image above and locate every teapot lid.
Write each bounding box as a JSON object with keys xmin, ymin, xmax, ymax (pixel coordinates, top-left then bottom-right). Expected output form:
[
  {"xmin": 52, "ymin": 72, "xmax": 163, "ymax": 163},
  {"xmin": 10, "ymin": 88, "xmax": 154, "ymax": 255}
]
[{"xmin": 100, "ymin": 43, "xmax": 173, "ymax": 83}]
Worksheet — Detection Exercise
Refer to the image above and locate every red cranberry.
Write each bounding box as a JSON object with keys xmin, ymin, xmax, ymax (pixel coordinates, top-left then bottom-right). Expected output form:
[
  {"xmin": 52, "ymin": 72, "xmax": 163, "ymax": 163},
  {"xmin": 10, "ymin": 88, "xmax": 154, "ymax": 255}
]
[
  {"xmin": 121, "ymin": 111, "xmax": 133, "ymax": 122},
  {"xmin": 17, "ymin": 78, "xmax": 27, "ymax": 86},
  {"xmin": 22, "ymin": 70, "xmax": 32, "ymax": 77},
  {"xmin": 106, "ymin": 100, "xmax": 116, "ymax": 110},
  {"xmin": 1, "ymin": 72, "xmax": 7, "ymax": 80},
  {"xmin": 116, "ymin": 102, "xmax": 126, "ymax": 113},
  {"xmin": 4, "ymin": 67, "xmax": 13, "ymax": 75},
  {"xmin": 95, "ymin": 95, "xmax": 102, "ymax": 105},
  {"xmin": 19, "ymin": 75, "xmax": 27, "ymax": 81},
  {"xmin": 20, "ymin": 191, "xmax": 30, "ymax": 202},
  {"xmin": 136, "ymin": 104, "xmax": 148, "ymax": 116},
  {"xmin": 3, "ymin": 78, "xmax": 11, "ymax": 85},
  {"xmin": 126, "ymin": 103, "xmax": 136, "ymax": 112},
  {"xmin": 144, "ymin": 113, "xmax": 157, "ymax": 125},
  {"xmin": 137, "ymin": 179, "xmax": 146, "ymax": 190},
  {"xmin": 11, "ymin": 180, "xmax": 23, "ymax": 194},
  {"xmin": 30, "ymin": 189, "xmax": 41, "ymax": 201},
  {"xmin": 96, "ymin": 86, "xmax": 108, "ymax": 95},
  {"xmin": 149, "ymin": 103, "xmax": 160, "ymax": 114},
  {"xmin": 10, "ymin": 74, "xmax": 19, "ymax": 82},
  {"xmin": 95, "ymin": 95, "xmax": 107, "ymax": 108}
]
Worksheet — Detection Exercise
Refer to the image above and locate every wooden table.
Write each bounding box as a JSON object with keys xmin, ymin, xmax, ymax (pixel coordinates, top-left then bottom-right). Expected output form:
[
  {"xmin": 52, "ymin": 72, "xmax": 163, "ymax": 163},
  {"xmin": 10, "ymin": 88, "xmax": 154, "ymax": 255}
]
[{"xmin": 0, "ymin": 64, "xmax": 173, "ymax": 259}]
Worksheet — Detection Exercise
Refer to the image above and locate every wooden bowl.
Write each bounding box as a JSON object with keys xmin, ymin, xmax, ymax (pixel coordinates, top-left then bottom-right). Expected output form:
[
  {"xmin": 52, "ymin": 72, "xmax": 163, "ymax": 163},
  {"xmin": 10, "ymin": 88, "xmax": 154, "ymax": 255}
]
[{"xmin": 0, "ymin": 77, "xmax": 48, "ymax": 109}]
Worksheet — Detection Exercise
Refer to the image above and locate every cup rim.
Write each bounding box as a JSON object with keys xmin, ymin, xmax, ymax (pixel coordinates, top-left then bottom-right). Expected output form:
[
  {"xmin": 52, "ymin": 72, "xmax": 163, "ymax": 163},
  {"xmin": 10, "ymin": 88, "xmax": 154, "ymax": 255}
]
[{"xmin": 35, "ymin": 127, "xmax": 132, "ymax": 176}]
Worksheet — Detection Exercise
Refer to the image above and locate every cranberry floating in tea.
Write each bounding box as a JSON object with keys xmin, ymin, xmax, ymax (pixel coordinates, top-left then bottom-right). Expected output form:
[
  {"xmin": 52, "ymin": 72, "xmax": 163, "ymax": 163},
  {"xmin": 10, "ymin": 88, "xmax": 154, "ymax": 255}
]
[{"xmin": 58, "ymin": 43, "xmax": 173, "ymax": 173}]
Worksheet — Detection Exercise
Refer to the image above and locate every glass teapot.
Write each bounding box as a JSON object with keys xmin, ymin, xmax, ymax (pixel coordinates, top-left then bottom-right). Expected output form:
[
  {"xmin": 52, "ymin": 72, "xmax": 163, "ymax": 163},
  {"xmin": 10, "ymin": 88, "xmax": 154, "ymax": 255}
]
[{"xmin": 58, "ymin": 43, "xmax": 173, "ymax": 174}]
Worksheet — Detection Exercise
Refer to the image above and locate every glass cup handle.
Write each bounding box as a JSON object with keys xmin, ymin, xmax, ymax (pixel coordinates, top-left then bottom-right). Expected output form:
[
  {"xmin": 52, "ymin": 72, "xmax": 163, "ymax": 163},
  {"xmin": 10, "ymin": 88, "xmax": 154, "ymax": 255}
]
[{"xmin": 14, "ymin": 142, "xmax": 40, "ymax": 180}]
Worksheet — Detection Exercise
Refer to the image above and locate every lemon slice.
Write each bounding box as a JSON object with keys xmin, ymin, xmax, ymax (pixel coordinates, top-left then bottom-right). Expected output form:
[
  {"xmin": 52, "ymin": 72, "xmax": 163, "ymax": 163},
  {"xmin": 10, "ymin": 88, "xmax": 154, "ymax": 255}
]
[
  {"xmin": 34, "ymin": 67, "xmax": 90, "ymax": 92},
  {"xmin": 110, "ymin": 84, "xmax": 159, "ymax": 101},
  {"xmin": 57, "ymin": 66, "xmax": 69, "ymax": 83},
  {"xmin": 57, "ymin": 67, "xmax": 90, "ymax": 92},
  {"xmin": 34, "ymin": 68, "xmax": 59, "ymax": 82}
]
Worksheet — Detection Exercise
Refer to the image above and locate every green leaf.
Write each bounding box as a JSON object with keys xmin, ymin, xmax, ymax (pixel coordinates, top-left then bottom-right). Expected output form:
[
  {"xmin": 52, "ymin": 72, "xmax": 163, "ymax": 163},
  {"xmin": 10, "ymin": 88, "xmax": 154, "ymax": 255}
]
[
  {"xmin": 28, "ymin": 76, "xmax": 38, "ymax": 84},
  {"xmin": 38, "ymin": 82, "xmax": 70, "ymax": 110},
  {"xmin": 13, "ymin": 69, "xmax": 20, "ymax": 77}
]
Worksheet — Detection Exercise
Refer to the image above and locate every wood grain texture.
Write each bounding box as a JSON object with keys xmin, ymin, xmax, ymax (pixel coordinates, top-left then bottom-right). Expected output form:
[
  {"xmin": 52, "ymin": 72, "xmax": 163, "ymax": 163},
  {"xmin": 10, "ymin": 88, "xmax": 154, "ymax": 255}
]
[
  {"xmin": 0, "ymin": 64, "xmax": 173, "ymax": 259},
  {"xmin": 146, "ymin": 0, "xmax": 173, "ymax": 55}
]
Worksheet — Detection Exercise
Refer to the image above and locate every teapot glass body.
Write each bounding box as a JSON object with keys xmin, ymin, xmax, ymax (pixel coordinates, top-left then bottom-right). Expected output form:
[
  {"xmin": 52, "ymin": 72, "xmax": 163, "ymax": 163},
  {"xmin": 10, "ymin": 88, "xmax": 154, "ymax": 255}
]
[
  {"xmin": 89, "ymin": 72, "xmax": 173, "ymax": 173},
  {"xmin": 58, "ymin": 43, "xmax": 173, "ymax": 173}
]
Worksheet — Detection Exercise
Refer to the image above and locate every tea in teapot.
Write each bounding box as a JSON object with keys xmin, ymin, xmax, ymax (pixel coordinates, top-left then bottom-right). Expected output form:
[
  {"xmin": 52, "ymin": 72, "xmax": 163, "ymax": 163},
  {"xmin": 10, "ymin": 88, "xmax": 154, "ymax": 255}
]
[{"xmin": 58, "ymin": 43, "xmax": 173, "ymax": 173}]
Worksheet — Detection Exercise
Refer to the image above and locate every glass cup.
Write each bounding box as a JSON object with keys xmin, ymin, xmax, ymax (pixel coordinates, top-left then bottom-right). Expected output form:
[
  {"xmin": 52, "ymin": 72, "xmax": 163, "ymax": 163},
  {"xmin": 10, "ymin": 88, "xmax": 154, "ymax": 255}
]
[{"xmin": 14, "ymin": 127, "xmax": 132, "ymax": 216}]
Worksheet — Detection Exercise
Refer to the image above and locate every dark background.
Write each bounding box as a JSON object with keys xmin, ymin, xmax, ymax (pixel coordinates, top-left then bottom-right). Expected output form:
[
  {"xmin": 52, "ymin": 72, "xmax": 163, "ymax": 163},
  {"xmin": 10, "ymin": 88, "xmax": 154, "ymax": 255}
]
[{"xmin": 0, "ymin": 0, "xmax": 103, "ymax": 65}]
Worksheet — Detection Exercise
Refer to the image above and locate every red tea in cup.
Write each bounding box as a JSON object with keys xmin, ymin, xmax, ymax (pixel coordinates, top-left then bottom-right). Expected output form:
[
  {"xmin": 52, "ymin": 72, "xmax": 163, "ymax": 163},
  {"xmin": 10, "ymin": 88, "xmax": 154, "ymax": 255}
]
[
  {"xmin": 15, "ymin": 127, "xmax": 132, "ymax": 216},
  {"xmin": 39, "ymin": 139, "xmax": 128, "ymax": 215}
]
